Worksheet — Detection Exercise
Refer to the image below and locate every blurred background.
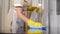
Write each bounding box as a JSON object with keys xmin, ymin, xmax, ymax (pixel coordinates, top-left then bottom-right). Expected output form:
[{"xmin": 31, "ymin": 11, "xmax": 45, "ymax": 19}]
[{"xmin": 0, "ymin": 0, "xmax": 60, "ymax": 34}]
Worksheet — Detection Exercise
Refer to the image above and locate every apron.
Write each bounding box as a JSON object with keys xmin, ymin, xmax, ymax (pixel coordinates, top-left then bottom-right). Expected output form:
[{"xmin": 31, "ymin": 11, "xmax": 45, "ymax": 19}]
[{"xmin": 12, "ymin": 9, "xmax": 24, "ymax": 33}]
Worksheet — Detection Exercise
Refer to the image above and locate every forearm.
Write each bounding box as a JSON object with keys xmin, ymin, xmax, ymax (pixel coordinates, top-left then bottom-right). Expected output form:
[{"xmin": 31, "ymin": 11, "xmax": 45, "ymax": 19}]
[
  {"xmin": 15, "ymin": 7, "xmax": 29, "ymax": 23},
  {"xmin": 17, "ymin": 12, "xmax": 29, "ymax": 23}
]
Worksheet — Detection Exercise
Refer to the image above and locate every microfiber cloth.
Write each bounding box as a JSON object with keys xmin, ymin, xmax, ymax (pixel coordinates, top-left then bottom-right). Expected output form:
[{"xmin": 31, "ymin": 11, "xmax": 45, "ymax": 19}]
[{"xmin": 29, "ymin": 25, "xmax": 47, "ymax": 30}]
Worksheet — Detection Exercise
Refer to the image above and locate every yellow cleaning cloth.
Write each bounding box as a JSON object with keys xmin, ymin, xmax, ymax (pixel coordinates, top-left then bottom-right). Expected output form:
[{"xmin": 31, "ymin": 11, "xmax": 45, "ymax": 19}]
[{"xmin": 27, "ymin": 19, "xmax": 43, "ymax": 27}]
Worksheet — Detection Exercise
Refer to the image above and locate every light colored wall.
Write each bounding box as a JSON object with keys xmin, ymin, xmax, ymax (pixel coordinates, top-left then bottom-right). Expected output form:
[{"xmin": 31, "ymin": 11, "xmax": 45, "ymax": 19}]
[
  {"xmin": 49, "ymin": 0, "xmax": 57, "ymax": 34},
  {"xmin": 57, "ymin": 15, "xmax": 60, "ymax": 34},
  {"xmin": 1, "ymin": 0, "xmax": 10, "ymax": 33},
  {"xmin": 0, "ymin": 6, "xmax": 2, "ymax": 32},
  {"xmin": 0, "ymin": 0, "xmax": 2, "ymax": 32},
  {"xmin": 57, "ymin": 0, "xmax": 60, "ymax": 34}
]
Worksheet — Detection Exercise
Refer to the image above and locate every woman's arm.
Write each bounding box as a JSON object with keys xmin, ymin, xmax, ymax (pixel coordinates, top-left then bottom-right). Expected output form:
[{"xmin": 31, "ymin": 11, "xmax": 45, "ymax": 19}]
[
  {"xmin": 15, "ymin": 7, "xmax": 43, "ymax": 26},
  {"xmin": 15, "ymin": 7, "xmax": 29, "ymax": 23}
]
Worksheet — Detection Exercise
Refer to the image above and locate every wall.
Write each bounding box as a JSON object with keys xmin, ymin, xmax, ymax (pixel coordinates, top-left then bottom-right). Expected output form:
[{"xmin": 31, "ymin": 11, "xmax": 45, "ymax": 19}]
[
  {"xmin": 57, "ymin": 0, "xmax": 60, "ymax": 34},
  {"xmin": 1, "ymin": 0, "xmax": 10, "ymax": 33},
  {"xmin": 0, "ymin": 0, "xmax": 2, "ymax": 32},
  {"xmin": 48, "ymin": 0, "xmax": 58, "ymax": 34}
]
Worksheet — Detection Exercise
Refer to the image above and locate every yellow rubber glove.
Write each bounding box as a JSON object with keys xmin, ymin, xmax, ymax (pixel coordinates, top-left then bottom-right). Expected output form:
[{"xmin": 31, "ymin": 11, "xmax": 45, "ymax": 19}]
[
  {"xmin": 27, "ymin": 19, "xmax": 43, "ymax": 27},
  {"xmin": 27, "ymin": 6, "xmax": 41, "ymax": 13}
]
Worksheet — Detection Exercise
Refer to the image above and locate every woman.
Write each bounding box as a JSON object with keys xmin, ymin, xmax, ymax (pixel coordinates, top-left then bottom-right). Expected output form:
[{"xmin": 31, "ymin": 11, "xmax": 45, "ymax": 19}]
[
  {"xmin": 15, "ymin": 0, "xmax": 43, "ymax": 27},
  {"xmin": 12, "ymin": 0, "xmax": 46, "ymax": 33}
]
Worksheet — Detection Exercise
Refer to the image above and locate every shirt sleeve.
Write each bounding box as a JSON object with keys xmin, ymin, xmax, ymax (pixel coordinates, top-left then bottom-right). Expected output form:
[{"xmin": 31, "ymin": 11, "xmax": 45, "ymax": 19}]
[{"xmin": 14, "ymin": 0, "xmax": 23, "ymax": 6}]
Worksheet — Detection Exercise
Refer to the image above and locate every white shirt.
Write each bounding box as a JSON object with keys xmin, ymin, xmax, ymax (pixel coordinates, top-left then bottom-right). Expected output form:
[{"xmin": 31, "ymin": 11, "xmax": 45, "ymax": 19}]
[{"xmin": 12, "ymin": 0, "xmax": 24, "ymax": 33}]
